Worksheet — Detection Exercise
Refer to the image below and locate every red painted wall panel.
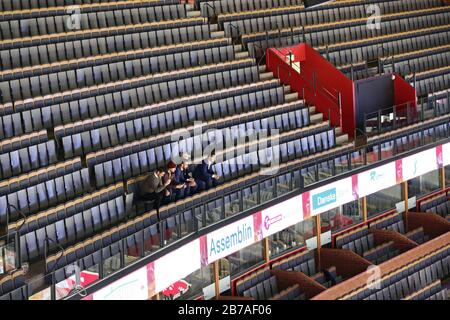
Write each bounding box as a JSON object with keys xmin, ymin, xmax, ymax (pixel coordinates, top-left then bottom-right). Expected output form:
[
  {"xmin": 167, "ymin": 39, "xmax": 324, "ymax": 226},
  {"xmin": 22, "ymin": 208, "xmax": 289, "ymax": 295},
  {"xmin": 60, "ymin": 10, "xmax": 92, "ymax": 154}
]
[
  {"xmin": 393, "ymin": 73, "xmax": 418, "ymax": 120},
  {"xmin": 267, "ymin": 44, "xmax": 356, "ymax": 138}
]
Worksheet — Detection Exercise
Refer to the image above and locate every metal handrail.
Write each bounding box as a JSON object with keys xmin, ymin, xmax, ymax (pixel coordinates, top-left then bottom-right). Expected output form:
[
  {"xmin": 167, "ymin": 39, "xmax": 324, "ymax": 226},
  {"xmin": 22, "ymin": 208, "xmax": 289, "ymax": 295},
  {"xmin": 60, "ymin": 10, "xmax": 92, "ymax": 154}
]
[
  {"xmin": 44, "ymin": 237, "xmax": 66, "ymax": 273},
  {"xmin": 377, "ymin": 45, "xmax": 395, "ymax": 74},
  {"xmin": 228, "ymin": 22, "xmax": 240, "ymax": 40},
  {"xmin": 253, "ymin": 42, "xmax": 267, "ymax": 66},
  {"xmin": 272, "ymin": 47, "xmax": 343, "ymax": 126},
  {"xmin": 276, "ymin": 60, "xmax": 293, "ymax": 86},
  {"xmin": 5, "ymin": 204, "xmax": 27, "ymax": 241},
  {"xmin": 202, "ymin": 2, "xmax": 216, "ymax": 20},
  {"xmin": 354, "ymin": 127, "xmax": 369, "ymax": 148},
  {"xmin": 361, "ymin": 93, "xmax": 443, "ymax": 136},
  {"xmin": 427, "ymin": 80, "xmax": 437, "ymax": 97}
]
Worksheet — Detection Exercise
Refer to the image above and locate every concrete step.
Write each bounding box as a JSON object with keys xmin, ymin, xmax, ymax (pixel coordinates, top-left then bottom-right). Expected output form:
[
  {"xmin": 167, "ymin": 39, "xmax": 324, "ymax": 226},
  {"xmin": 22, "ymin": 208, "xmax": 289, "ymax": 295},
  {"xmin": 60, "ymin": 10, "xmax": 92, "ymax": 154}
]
[
  {"xmin": 259, "ymin": 72, "xmax": 274, "ymax": 81},
  {"xmin": 211, "ymin": 31, "xmax": 225, "ymax": 38},
  {"xmin": 235, "ymin": 51, "xmax": 249, "ymax": 59},
  {"xmin": 209, "ymin": 24, "xmax": 219, "ymax": 32},
  {"xmin": 234, "ymin": 44, "xmax": 243, "ymax": 52},
  {"xmin": 285, "ymin": 92, "xmax": 298, "ymax": 103},
  {"xmin": 308, "ymin": 106, "xmax": 316, "ymax": 114},
  {"xmin": 310, "ymin": 113, "xmax": 323, "ymax": 124},
  {"xmin": 187, "ymin": 11, "xmax": 202, "ymax": 18},
  {"xmin": 335, "ymin": 127, "xmax": 343, "ymax": 135},
  {"xmin": 283, "ymin": 85, "xmax": 291, "ymax": 94},
  {"xmin": 336, "ymin": 134, "xmax": 349, "ymax": 145},
  {"xmin": 186, "ymin": 4, "xmax": 195, "ymax": 11},
  {"xmin": 258, "ymin": 65, "xmax": 266, "ymax": 73}
]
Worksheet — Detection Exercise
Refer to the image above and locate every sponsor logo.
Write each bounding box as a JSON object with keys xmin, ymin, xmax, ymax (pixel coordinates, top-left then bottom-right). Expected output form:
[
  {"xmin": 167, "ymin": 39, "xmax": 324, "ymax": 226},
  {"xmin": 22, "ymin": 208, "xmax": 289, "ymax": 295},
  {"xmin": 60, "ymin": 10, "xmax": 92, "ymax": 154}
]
[
  {"xmin": 162, "ymin": 280, "xmax": 191, "ymax": 299},
  {"xmin": 264, "ymin": 214, "xmax": 283, "ymax": 231},
  {"xmin": 312, "ymin": 188, "xmax": 337, "ymax": 210},
  {"xmin": 369, "ymin": 170, "xmax": 383, "ymax": 182},
  {"xmin": 209, "ymin": 223, "xmax": 253, "ymax": 257}
]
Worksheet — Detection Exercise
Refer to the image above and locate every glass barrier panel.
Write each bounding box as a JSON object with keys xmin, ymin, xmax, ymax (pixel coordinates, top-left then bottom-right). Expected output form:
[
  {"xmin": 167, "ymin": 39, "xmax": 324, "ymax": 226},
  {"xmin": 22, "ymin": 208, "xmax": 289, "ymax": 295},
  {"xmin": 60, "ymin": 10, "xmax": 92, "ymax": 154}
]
[
  {"xmin": 206, "ymin": 198, "xmax": 223, "ymax": 226},
  {"xmin": 224, "ymin": 191, "xmax": 241, "ymax": 218},
  {"xmin": 143, "ymin": 224, "xmax": 161, "ymax": 256},
  {"xmin": 423, "ymin": 127, "xmax": 435, "ymax": 145},
  {"xmin": 408, "ymin": 169, "xmax": 441, "ymax": 199},
  {"xmin": 260, "ymin": 178, "xmax": 275, "ymax": 204},
  {"xmin": 179, "ymin": 209, "xmax": 195, "ymax": 237},
  {"xmin": 102, "ymin": 249, "xmax": 122, "ymax": 277},
  {"xmin": 242, "ymin": 185, "xmax": 258, "ymax": 211},
  {"xmin": 28, "ymin": 286, "xmax": 51, "ymax": 300},
  {"xmin": 302, "ymin": 166, "xmax": 317, "ymax": 187},
  {"xmin": 334, "ymin": 154, "xmax": 349, "ymax": 175},
  {"xmin": 83, "ymin": 263, "xmax": 101, "ymax": 287},
  {"xmin": 194, "ymin": 205, "xmax": 206, "ymax": 229},
  {"xmin": 225, "ymin": 241, "xmax": 264, "ymax": 277},
  {"xmin": 162, "ymin": 217, "xmax": 179, "ymax": 246},
  {"xmin": 380, "ymin": 140, "xmax": 394, "ymax": 160},
  {"xmin": 1, "ymin": 238, "xmax": 17, "ymax": 274},
  {"xmin": 321, "ymin": 200, "xmax": 363, "ymax": 234},
  {"xmin": 436, "ymin": 123, "xmax": 449, "ymax": 140},
  {"xmin": 275, "ymin": 172, "xmax": 291, "ymax": 197},
  {"xmin": 268, "ymin": 218, "xmax": 315, "ymax": 258},
  {"xmin": 367, "ymin": 184, "xmax": 403, "ymax": 217},
  {"xmin": 292, "ymin": 169, "xmax": 302, "ymax": 190},
  {"xmin": 350, "ymin": 150, "xmax": 365, "ymax": 169},
  {"xmin": 55, "ymin": 265, "xmax": 78, "ymax": 300},
  {"xmin": 125, "ymin": 232, "xmax": 142, "ymax": 266},
  {"xmin": 318, "ymin": 159, "xmax": 333, "ymax": 182}
]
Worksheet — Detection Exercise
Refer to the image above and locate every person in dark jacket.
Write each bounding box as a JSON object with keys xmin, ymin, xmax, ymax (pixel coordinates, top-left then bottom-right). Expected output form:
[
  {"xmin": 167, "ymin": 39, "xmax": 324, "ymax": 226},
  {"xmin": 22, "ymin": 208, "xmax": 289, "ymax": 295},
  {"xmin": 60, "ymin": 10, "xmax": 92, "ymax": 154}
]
[
  {"xmin": 173, "ymin": 158, "xmax": 198, "ymax": 200},
  {"xmin": 137, "ymin": 168, "xmax": 171, "ymax": 215},
  {"xmin": 164, "ymin": 161, "xmax": 186, "ymax": 202},
  {"xmin": 323, "ymin": 268, "xmax": 338, "ymax": 286},
  {"xmin": 193, "ymin": 155, "xmax": 220, "ymax": 191}
]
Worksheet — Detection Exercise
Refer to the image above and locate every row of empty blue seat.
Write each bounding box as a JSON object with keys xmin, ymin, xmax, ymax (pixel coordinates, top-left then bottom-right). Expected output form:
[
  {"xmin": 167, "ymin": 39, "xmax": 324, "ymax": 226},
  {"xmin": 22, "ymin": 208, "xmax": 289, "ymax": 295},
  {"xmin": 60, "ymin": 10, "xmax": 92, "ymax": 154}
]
[
  {"xmin": 0, "ymin": 0, "xmax": 178, "ymax": 11},
  {"xmin": 0, "ymin": 44, "xmax": 238, "ymax": 102},
  {"xmin": 0, "ymin": 4, "xmax": 188, "ymax": 40},
  {"xmin": 15, "ymin": 183, "xmax": 124, "ymax": 263}
]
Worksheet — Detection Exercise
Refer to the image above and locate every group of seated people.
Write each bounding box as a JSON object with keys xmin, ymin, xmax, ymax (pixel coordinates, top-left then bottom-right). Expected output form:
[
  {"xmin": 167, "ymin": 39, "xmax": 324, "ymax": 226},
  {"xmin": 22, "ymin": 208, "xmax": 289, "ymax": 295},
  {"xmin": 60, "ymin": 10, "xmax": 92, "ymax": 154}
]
[{"xmin": 136, "ymin": 153, "xmax": 220, "ymax": 214}]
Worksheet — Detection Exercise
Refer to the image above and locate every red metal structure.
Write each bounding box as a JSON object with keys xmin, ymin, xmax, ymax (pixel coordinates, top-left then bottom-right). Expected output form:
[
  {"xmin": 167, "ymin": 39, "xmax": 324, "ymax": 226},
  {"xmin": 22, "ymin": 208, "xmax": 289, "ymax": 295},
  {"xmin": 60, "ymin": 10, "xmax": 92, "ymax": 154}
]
[{"xmin": 266, "ymin": 43, "xmax": 417, "ymax": 139}]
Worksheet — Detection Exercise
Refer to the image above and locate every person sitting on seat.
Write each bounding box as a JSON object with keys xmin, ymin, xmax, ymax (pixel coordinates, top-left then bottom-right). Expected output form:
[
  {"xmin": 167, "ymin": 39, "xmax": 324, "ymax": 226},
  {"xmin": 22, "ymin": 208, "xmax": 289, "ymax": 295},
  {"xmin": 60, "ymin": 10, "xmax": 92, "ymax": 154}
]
[
  {"xmin": 323, "ymin": 268, "xmax": 338, "ymax": 287},
  {"xmin": 173, "ymin": 156, "xmax": 198, "ymax": 200},
  {"xmin": 165, "ymin": 160, "xmax": 186, "ymax": 202},
  {"xmin": 137, "ymin": 168, "xmax": 171, "ymax": 216},
  {"xmin": 193, "ymin": 154, "xmax": 220, "ymax": 191}
]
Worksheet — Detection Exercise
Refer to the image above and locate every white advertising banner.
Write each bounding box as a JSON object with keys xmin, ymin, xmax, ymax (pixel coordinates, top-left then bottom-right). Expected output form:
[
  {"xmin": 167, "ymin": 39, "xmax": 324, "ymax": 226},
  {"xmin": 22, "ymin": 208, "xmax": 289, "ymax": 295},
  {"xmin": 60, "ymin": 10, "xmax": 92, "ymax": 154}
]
[
  {"xmin": 92, "ymin": 266, "xmax": 148, "ymax": 300},
  {"xmin": 206, "ymin": 215, "xmax": 256, "ymax": 264},
  {"xmin": 261, "ymin": 195, "xmax": 302, "ymax": 238},
  {"xmin": 154, "ymin": 239, "xmax": 201, "ymax": 293},
  {"xmin": 443, "ymin": 142, "xmax": 450, "ymax": 166},
  {"xmin": 402, "ymin": 148, "xmax": 438, "ymax": 181},
  {"xmin": 309, "ymin": 177, "xmax": 355, "ymax": 216},
  {"xmin": 357, "ymin": 162, "xmax": 397, "ymax": 198}
]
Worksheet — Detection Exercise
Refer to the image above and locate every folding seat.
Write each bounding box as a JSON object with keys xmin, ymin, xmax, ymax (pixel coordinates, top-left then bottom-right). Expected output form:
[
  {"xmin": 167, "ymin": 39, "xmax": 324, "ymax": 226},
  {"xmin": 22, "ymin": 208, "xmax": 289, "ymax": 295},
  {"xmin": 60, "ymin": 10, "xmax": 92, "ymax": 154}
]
[
  {"xmin": 348, "ymin": 241, "xmax": 357, "ymax": 253},
  {"xmin": 353, "ymin": 238, "xmax": 364, "ymax": 255},
  {"xmin": 90, "ymin": 206, "xmax": 104, "ymax": 234},
  {"xmin": 101, "ymin": 160, "xmax": 116, "ymax": 186},
  {"xmin": 367, "ymin": 234, "xmax": 375, "ymax": 249}
]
